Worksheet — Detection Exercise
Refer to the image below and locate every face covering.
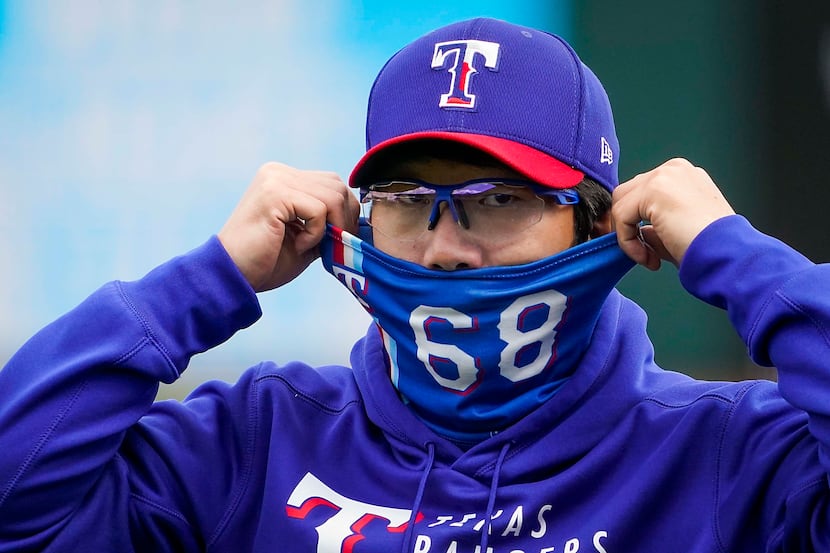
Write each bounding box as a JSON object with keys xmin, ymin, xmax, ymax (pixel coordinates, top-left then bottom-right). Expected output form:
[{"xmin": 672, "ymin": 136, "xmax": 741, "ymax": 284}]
[{"xmin": 319, "ymin": 220, "xmax": 634, "ymax": 443}]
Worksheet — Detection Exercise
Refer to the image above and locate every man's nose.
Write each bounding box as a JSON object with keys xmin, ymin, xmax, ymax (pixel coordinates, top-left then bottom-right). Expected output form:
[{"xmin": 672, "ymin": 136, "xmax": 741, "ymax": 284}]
[{"xmin": 420, "ymin": 203, "xmax": 483, "ymax": 271}]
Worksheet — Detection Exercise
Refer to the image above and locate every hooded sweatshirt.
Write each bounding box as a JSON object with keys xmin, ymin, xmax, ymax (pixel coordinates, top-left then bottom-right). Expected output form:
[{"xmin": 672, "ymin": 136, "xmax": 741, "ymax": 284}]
[{"xmin": 0, "ymin": 215, "xmax": 828, "ymax": 552}]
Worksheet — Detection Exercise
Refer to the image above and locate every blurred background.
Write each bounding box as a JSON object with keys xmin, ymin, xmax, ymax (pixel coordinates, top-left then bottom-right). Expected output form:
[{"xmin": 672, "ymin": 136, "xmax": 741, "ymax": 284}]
[{"xmin": 0, "ymin": 1, "xmax": 827, "ymax": 399}]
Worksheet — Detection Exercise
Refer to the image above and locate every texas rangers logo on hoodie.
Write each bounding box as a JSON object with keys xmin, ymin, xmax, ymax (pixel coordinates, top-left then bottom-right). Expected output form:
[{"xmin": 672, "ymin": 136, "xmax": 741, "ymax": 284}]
[
  {"xmin": 285, "ymin": 471, "xmax": 612, "ymax": 553},
  {"xmin": 431, "ymin": 39, "xmax": 500, "ymax": 109}
]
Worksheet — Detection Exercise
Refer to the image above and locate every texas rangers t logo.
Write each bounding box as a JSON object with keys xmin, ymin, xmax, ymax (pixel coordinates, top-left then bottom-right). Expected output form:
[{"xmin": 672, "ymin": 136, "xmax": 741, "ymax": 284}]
[
  {"xmin": 431, "ymin": 39, "xmax": 500, "ymax": 109},
  {"xmin": 286, "ymin": 473, "xmax": 418, "ymax": 553}
]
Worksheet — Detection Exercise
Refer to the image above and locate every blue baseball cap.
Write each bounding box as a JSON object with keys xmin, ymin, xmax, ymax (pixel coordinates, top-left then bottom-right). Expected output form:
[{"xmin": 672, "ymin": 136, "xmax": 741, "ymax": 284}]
[{"xmin": 349, "ymin": 18, "xmax": 620, "ymax": 192}]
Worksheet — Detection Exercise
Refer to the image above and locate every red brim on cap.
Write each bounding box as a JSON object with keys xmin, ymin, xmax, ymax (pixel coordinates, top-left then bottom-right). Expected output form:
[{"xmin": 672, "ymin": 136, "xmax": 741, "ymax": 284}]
[{"xmin": 349, "ymin": 131, "xmax": 584, "ymax": 190}]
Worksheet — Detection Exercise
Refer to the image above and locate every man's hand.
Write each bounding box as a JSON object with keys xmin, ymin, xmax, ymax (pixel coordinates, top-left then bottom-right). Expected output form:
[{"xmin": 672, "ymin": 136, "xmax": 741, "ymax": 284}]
[
  {"xmin": 612, "ymin": 158, "xmax": 736, "ymax": 270},
  {"xmin": 218, "ymin": 162, "xmax": 360, "ymax": 292}
]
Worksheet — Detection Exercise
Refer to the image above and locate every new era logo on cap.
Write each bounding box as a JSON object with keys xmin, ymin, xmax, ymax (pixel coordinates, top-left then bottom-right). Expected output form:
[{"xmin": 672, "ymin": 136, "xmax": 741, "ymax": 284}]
[
  {"xmin": 601, "ymin": 137, "xmax": 614, "ymax": 165},
  {"xmin": 431, "ymin": 39, "xmax": 500, "ymax": 109},
  {"xmin": 351, "ymin": 18, "xmax": 620, "ymax": 193}
]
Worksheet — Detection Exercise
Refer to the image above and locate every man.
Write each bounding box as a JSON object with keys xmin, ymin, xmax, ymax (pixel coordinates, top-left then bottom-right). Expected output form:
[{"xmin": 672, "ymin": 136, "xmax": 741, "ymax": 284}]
[{"xmin": 0, "ymin": 17, "xmax": 827, "ymax": 553}]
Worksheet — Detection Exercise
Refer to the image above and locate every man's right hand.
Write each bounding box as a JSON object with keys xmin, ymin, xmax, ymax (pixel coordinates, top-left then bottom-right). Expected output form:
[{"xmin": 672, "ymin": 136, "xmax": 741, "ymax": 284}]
[{"xmin": 218, "ymin": 162, "xmax": 360, "ymax": 292}]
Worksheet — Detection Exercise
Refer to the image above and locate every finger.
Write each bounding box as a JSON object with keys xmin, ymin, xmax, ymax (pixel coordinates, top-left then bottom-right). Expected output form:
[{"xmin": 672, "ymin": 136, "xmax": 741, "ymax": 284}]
[
  {"xmin": 341, "ymin": 191, "xmax": 361, "ymax": 235},
  {"xmin": 283, "ymin": 193, "xmax": 329, "ymax": 253},
  {"xmin": 611, "ymin": 184, "xmax": 655, "ymax": 268},
  {"xmin": 609, "ymin": 171, "xmax": 648, "ymax": 206},
  {"xmin": 294, "ymin": 171, "xmax": 360, "ymax": 232},
  {"xmin": 316, "ymin": 184, "xmax": 360, "ymax": 233},
  {"xmin": 616, "ymin": 221, "xmax": 661, "ymax": 270},
  {"xmin": 638, "ymin": 225, "xmax": 676, "ymax": 265}
]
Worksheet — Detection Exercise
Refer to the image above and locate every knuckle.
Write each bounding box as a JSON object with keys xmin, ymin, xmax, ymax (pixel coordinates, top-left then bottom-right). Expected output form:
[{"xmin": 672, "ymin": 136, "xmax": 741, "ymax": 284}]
[
  {"xmin": 665, "ymin": 157, "xmax": 692, "ymax": 168},
  {"xmin": 259, "ymin": 161, "xmax": 291, "ymax": 180},
  {"xmin": 609, "ymin": 201, "xmax": 626, "ymax": 220},
  {"xmin": 259, "ymin": 161, "xmax": 282, "ymax": 173}
]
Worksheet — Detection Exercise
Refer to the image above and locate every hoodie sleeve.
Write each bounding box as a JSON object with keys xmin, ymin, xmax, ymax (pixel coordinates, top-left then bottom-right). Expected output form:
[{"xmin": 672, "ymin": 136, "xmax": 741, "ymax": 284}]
[
  {"xmin": 679, "ymin": 215, "xmax": 830, "ymax": 550},
  {"xmin": 0, "ymin": 236, "xmax": 262, "ymax": 552}
]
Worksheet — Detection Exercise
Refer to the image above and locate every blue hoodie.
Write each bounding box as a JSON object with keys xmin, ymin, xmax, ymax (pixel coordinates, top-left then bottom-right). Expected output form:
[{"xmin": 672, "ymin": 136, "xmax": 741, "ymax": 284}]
[{"xmin": 0, "ymin": 215, "xmax": 828, "ymax": 552}]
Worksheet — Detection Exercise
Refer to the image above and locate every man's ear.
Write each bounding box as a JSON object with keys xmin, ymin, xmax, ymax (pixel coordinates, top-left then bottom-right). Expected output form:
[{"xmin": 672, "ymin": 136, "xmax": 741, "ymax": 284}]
[{"xmin": 590, "ymin": 210, "xmax": 613, "ymax": 238}]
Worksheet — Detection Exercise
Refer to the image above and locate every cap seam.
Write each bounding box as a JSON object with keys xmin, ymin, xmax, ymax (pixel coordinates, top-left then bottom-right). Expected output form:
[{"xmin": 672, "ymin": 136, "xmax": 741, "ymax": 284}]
[
  {"xmin": 454, "ymin": 17, "xmax": 486, "ymax": 133},
  {"xmin": 550, "ymin": 34, "xmax": 584, "ymax": 165},
  {"xmin": 365, "ymin": 48, "xmax": 407, "ymax": 150}
]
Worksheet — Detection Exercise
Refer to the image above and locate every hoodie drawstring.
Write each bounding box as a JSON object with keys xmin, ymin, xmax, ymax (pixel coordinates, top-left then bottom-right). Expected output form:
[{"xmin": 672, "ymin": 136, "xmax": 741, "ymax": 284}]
[
  {"xmin": 401, "ymin": 441, "xmax": 511, "ymax": 553},
  {"xmin": 402, "ymin": 442, "xmax": 435, "ymax": 553},
  {"xmin": 479, "ymin": 442, "xmax": 511, "ymax": 553}
]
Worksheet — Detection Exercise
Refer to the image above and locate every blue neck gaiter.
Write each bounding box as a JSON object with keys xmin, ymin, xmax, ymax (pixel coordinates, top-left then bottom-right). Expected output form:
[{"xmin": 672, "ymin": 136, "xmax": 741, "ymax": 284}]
[{"xmin": 319, "ymin": 221, "xmax": 634, "ymax": 443}]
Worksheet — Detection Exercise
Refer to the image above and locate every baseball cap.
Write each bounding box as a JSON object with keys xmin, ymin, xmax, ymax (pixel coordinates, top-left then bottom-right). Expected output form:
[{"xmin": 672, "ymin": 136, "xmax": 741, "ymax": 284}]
[{"xmin": 349, "ymin": 18, "xmax": 620, "ymax": 192}]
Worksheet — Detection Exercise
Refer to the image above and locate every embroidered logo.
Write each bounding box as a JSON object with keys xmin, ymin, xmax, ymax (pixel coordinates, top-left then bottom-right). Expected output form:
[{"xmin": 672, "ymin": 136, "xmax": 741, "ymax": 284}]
[
  {"xmin": 600, "ymin": 137, "xmax": 614, "ymax": 165},
  {"xmin": 431, "ymin": 39, "xmax": 500, "ymax": 109}
]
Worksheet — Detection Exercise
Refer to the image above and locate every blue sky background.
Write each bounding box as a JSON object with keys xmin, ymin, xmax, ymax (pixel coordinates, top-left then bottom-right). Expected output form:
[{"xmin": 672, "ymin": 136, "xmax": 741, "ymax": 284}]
[{"xmin": 0, "ymin": 1, "xmax": 570, "ymax": 396}]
